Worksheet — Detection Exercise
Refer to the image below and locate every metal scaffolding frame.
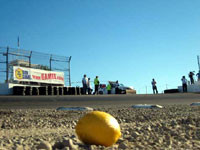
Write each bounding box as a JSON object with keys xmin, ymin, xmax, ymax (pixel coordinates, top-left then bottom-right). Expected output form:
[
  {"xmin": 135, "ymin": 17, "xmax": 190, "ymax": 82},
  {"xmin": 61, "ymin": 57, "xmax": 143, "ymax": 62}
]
[{"xmin": 0, "ymin": 46, "xmax": 72, "ymax": 86}]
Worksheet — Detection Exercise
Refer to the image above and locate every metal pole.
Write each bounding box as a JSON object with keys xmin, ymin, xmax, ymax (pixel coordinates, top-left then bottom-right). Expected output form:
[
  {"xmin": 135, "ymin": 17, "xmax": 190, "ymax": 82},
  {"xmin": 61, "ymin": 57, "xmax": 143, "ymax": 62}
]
[
  {"xmin": 29, "ymin": 51, "xmax": 32, "ymax": 68},
  {"xmin": 6, "ymin": 46, "xmax": 9, "ymax": 83},
  {"xmin": 68, "ymin": 56, "xmax": 72, "ymax": 86},
  {"xmin": 50, "ymin": 55, "xmax": 52, "ymax": 71},
  {"xmin": 197, "ymin": 55, "xmax": 200, "ymax": 71},
  {"xmin": 145, "ymin": 86, "xmax": 147, "ymax": 94},
  {"xmin": 17, "ymin": 36, "xmax": 20, "ymax": 48}
]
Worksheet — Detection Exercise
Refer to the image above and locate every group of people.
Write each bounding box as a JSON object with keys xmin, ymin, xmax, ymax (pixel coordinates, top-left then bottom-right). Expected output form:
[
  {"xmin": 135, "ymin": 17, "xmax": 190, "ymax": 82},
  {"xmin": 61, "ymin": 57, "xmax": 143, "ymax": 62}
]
[
  {"xmin": 152, "ymin": 70, "xmax": 200, "ymax": 94},
  {"xmin": 181, "ymin": 71, "xmax": 200, "ymax": 92},
  {"xmin": 82, "ymin": 74, "xmax": 99, "ymax": 95},
  {"xmin": 180, "ymin": 70, "xmax": 200, "ymax": 92},
  {"xmin": 82, "ymin": 74, "xmax": 119, "ymax": 95},
  {"xmin": 188, "ymin": 71, "xmax": 200, "ymax": 84},
  {"xmin": 82, "ymin": 71, "xmax": 200, "ymax": 95}
]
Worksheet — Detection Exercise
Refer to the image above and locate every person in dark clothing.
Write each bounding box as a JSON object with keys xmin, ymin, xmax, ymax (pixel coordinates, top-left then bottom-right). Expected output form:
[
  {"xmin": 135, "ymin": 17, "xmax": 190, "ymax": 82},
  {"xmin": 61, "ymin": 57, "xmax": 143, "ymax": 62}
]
[
  {"xmin": 94, "ymin": 76, "xmax": 99, "ymax": 95},
  {"xmin": 115, "ymin": 80, "xmax": 120, "ymax": 94},
  {"xmin": 188, "ymin": 71, "xmax": 195, "ymax": 84},
  {"xmin": 107, "ymin": 82, "xmax": 112, "ymax": 94},
  {"xmin": 181, "ymin": 76, "xmax": 187, "ymax": 92},
  {"xmin": 151, "ymin": 79, "xmax": 158, "ymax": 94},
  {"xmin": 196, "ymin": 70, "xmax": 200, "ymax": 81}
]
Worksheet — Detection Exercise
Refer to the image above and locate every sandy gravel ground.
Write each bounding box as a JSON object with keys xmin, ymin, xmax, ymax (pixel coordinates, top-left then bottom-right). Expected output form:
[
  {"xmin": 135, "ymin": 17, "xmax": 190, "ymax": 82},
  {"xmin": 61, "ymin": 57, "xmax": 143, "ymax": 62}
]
[{"xmin": 0, "ymin": 94, "xmax": 200, "ymax": 150}]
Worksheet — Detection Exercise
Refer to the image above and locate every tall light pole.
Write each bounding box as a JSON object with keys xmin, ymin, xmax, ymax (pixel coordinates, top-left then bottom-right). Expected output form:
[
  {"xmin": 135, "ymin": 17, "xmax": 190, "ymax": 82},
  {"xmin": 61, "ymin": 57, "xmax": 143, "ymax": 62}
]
[
  {"xmin": 145, "ymin": 86, "xmax": 147, "ymax": 94},
  {"xmin": 197, "ymin": 55, "xmax": 200, "ymax": 71}
]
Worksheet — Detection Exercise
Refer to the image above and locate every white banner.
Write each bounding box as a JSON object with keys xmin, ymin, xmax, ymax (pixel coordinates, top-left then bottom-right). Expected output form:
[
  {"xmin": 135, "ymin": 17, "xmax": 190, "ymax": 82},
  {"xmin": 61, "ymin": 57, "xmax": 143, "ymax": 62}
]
[{"xmin": 13, "ymin": 66, "xmax": 64, "ymax": 85}]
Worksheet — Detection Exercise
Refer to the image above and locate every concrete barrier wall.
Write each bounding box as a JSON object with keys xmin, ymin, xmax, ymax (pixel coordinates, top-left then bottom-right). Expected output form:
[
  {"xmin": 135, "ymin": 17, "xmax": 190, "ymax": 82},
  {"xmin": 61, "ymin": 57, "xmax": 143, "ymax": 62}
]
[
  {"xmin": 0, "ymin": 83, "xmax": 9, "ymax": 95},
  {"xmin": 178, "ymin": 81, "xmax": 200, "ymax": 93},
  {"xmin": 0, "ymin": 83, "xmax": 28, "ymax": 95}
]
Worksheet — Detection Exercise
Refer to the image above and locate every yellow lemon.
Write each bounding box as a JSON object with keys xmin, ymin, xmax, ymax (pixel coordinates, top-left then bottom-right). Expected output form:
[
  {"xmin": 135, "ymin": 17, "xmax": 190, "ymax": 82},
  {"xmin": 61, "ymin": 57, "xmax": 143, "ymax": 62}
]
[{"xmin": 75, "ymin": 111, "xmax": 121, "ymax": 147}]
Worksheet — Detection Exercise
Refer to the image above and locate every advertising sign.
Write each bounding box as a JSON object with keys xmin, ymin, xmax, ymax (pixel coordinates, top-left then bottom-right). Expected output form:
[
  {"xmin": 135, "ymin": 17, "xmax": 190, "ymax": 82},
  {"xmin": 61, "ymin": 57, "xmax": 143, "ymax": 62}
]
[{"xmin": 13, "ymin": 66, "xmax": 64, "ymax": 85}]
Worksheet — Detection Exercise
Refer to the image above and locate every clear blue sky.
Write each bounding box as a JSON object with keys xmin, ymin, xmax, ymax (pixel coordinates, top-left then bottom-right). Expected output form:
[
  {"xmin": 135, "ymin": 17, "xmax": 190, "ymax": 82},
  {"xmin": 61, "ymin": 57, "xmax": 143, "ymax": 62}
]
[{"xmin": 0, "ymin": 0, "xmax": 200, "ymax": 94}]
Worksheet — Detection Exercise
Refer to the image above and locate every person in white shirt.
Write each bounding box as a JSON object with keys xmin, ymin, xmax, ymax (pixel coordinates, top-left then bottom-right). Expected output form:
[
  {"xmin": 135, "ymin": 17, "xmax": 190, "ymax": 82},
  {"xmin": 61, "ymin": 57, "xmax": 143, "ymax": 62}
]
[
  {"xmin": 87, "ymin": 78, "xmax": 92, "ymax": 95},
  {"xmin": 181, "ymin": 76, "xmax": 187, "ymax": 92},
  {"xmin": 82, "ymin": 74, "xmax": 88, "ymax": 95}
]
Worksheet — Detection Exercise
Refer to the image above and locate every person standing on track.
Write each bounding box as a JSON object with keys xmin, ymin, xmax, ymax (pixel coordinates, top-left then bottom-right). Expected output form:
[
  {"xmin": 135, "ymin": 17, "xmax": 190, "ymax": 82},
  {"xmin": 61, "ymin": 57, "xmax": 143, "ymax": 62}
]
[
  {"xmin": 94, "ymin": 76, "xmax": 99, "ymax": 95},
  {"xmin": 115, "ymin": 80, "xmax": 120, "ymax": 94},
  {"xmin": 196, "ymin": 70, "xmax": 200, "ymax": 81},
  {"xmin": 87, "ymin": 78, "xmax": 92, "ymax": 95},
  {"xmin": 151, "ymin": 78, "xmax": 158, "ymax": 94},
  {"xmin": 107, "ymin": 82, "xmax": 112, "ymax": 94},
  {"xmin": 181, "ymin": 76, "xmax": 188, "ymax": 92},
  {"xmin": 82, "ymin": 74, "xmax": 88, "ymax": 95},
  {"xmin": 188, "ymin": 71, "xmax": 195, "ymax": 84}
]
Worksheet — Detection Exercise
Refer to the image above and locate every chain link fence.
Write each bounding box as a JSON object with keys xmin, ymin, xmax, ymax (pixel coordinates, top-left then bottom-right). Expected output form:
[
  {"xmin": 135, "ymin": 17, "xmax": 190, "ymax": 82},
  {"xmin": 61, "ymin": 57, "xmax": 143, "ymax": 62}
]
[{"xmin": 0, "ymin": 46, "xmax": 71, "ymax": 86}]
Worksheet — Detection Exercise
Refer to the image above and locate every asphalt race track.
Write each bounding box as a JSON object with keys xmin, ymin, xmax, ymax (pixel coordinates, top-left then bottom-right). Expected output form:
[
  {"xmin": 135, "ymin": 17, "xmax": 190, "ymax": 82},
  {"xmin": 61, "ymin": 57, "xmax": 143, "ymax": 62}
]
[{"xmin": 0, "ymin": 93, "xmax": 200, "ymax": 109}]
